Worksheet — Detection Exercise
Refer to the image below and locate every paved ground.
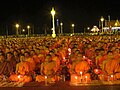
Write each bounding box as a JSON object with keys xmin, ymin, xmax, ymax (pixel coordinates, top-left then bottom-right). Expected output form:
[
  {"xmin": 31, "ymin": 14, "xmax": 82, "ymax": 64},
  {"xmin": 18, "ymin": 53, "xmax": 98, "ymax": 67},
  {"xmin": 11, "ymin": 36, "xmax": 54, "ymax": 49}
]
[{"xmin": 0, "ymin": 81, "xmax": 120, "ymax": 90}]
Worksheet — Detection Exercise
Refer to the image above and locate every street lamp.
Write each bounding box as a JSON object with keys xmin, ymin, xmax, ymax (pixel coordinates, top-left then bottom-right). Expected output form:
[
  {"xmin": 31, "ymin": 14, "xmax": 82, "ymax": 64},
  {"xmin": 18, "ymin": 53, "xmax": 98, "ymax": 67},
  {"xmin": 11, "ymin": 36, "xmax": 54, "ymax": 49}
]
[
  {"xmin": 15, "ymin": 24, "xmax": 19, "ymax": 36},
  {"xmin": 72, "ymin": 24, "xmax": 75, "ymax": 34},
  {"xmin": 51, "ymin": 7, "xmax": 56, "ymax": 38},
  {"xmin": 27, "ymin": 25, "xmax": 30, "ymax": 36},
  {"xmin": 22, "ymin": 29, "xmax": 25, "ymax": 32},
  {"xmin": 100, "ymin": 16, "xmax": 104, "ymax": 34},
  {"xmin": 60, "ymin": 22, "xmax": 63, "ymax": 34},
  {"xmin": 87, "ymin": 27, "xmax": 90, "ymax": 30}
]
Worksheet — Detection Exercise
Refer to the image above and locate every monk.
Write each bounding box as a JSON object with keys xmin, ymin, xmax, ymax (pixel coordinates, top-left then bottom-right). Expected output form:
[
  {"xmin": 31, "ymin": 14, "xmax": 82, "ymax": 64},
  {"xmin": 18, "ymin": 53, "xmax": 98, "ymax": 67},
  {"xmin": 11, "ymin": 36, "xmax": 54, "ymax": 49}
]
[
  {"xmin": 4, "ymin": 52, "xmax": 17, "ymax": 77},
  {"xmin": 52, "ymin": 54, "xmax": 60, "ymax": 73},
  {"xmin": 70, "ymin": 53, "xmax": 91, "ymax": 83},
  {"xmin": 24, "ymin": 51, "xmax": 36, "ymax": 73},
  {"xmin": 36, "ymin": 54, "xmax": 57, "ymax": 83},
  {"xmin": 16, "ymin": 54, "xmax": 30, "ymax": 75},
  {"xmin": 113, "ymin": 48, "xmax": 120, "ymax": 60},
  {"xmin": 99, "ymin": 51, "xmax": 120, "ymax": 81},
  {"xmin": 84, "ymin": 44, "xmax": 95, "ymax": 60},
  {"xmin": 0, "ymin": 53, "xmax": 8, "ymax": 80},
  {"xmin": 95, "ymin": 48, "xmax": 106, "ymax": 69},
  {"xmin": 9, "ymin": 54, "xmax": 32, "ymax": 82}
]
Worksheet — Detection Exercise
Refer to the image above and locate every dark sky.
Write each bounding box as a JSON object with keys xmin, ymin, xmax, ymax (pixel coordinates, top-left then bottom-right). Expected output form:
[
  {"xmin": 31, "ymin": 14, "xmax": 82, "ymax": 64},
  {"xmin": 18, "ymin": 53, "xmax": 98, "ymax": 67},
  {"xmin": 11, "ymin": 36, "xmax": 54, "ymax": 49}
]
[{"xmin": 0, "ymin": 0, "xmax": 120, "ymax": 34}]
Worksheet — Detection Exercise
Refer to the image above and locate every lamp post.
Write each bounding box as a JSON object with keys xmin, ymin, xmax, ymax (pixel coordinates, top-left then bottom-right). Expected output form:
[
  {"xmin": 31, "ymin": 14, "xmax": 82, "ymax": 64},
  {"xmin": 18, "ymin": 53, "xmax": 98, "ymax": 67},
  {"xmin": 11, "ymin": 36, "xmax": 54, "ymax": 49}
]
[
  {"xmin": 15, "ymin": 24, "xmax": 19, "ymax": 36},
  {"xmin": 27, "ymin": 25, "xmax": 30, "ymax": 36},
  {"xmin": 100, "ymin": 16, "xmax": 104, "ymax": 34},
  {"xmin": 51, "ymin": 7, "xmax": 56, "ymax": 38},
  {"xmin": 72, "ymin": 24, "xmax": 75, "ymax": 34},
  {"xmin": 87, "ymin": 27, "xmax": 90, "ymax": 33},
  {"xmin": 60, "ymin": 22, "xmax": 63, "ymax": 34}
]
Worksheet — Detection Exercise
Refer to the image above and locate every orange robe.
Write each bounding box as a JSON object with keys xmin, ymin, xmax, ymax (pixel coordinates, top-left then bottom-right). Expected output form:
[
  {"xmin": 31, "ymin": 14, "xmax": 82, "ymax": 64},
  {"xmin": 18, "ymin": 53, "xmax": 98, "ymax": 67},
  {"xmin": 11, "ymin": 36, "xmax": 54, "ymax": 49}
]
[
  {"xmin": 26, "ymin": 57, "xmax": 36, "ymax": 72},
  {"xmin": 32, "ymin": 55, "xmax": 40, "ymax": 63},
  {"xmin": 36, "ymin": 75, "xmax": 56, "ymax": 83},
  {"xmin": 99, "ymin": 59, "xmax": 120, "ymax": 81},
  {"xmin": 71, "ymin": 60, "xmax": 91, "ymax": 82},
  {"xmin": 97, "ymin": 55, "xmax": 107, "ymax": 69},
  {"xmin": 52, "ymin": 57, "xmax": 60, "ymax": 72},
  {"xmin": 36, "ymin": 61, "xmax": 57, "ymax": 82},
  {"xmin": 9, "ymin": 74, "xmax": 32, "ymax": 82},
  {"xmin": 16, "ymin": 61, "xmax": 30, "ymax": 75},
  {"xmin": 42, "ymin": 61, "xmax": 56, "ymax": 76},
  {"xmin": 10, "ymin": 61, "xmax": 32, "ymax": 82},
  {"xmin": 38, "ymin": 54, "xmax": 45, "ymax": 63},
  {"xmin": 85, "ymin": 48, "xmax": 95, "ymax": 59}
]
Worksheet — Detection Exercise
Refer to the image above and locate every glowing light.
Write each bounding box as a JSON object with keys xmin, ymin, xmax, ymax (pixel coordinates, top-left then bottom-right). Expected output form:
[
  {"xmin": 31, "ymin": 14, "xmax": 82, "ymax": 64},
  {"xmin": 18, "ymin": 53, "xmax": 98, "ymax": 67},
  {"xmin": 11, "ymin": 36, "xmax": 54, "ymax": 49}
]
[
  {"xmin": 69, "ymin": 53, "xmax": 71, "ymax": 55},
  {"xmin": 80, "ymin": 71, "xmax": 83, "ymax": 82},
  {"xmin": 72, "ymin": 24, "xmax": 75, "ymax": 27},
  {"xmin": 15, "ymin": 24, "xmax": 19, "ymax": 36},
  {"xmin": 87, "ymin": 27, "xmax": 90, "ymax": 30},
  {"xmin": 60, "ymin": 22, "xmax": 63, "ymax": 26},
  {"xmin": 45, "ymin": 76, "xmax": 47, "ymax": 79},
  {"xmin": 111, "ymin": 75, "xmax": 113, "ymax": 78},
  {"xmin": 100, "ymin": 16, "xmax": 104, "ymax": 22},
  {"xmin": 27, "ymin": 25, "xmax": 30, "ymax": 29},
  {"xmin": 83, "ymin": 56, "xmax": 86, "ymax": 58},
  {"xmin": 100, "ymin": 16, "xmax": 104, "ymax": 34},
  {"xmin": 51, "ymin": 7, "xmax": 55, "ymax": 16},
  {"xmin": 95, "ymin": 69, "xmax": 98, "ymax": 73},
  {"xmin": 22, "ymin": 29, "xmax": 25, "ymax": 32},
  {"xmin": 70, "ymin": 34, "xmax": 73, "ymax": 36},
  {"xmin": 18, "ymin": 75, "xmax": 21, "ymax": 79},
  {"xmin": 111, "ymin": 75, "xmax": 114, "ymax": 81},
  {"xmin": 114, "ymin": 20, "xmax": 119, "ymax": 27},
  {"xmin": 80, "ymin": 71, "xmax": 82, "ymax": 75},
  {"xmin": 51, "ymin": 7, "xmax": 56, "ymax": 38},
  {"xmin": 115, "ymin": 23, "xmax": 118, "ymax": 27},
  {"xmin": 85, "ymin": 76, "xmax": 88, "ymax": 83},
  {"xmin": 45, "ymin": 76, "xmax": 48, "ymax": 86},
  {"xmin": 52, "ymin": 33, "xmax": 56, "ymax": 38},
  {"xmin": 68, "ymin": 48, "xmax": 71, "ymax": 52},
  {"xmin": 104, "ymin": 27, "xmax": 120, "ymax": 30},
  {"xmin": 63, "ymin": 57, "xmax": 65, "ymax": 60},
  {"xmin": 15, "ymin": 24, "xmax": 19, "ymax": 28},
  {"xmin": 91, "ymin": 26, "xmax": 99, "ymax": 32},
  {"xmin": 75, "ymin": 76, "xmax": 78, "ymax": 80}
]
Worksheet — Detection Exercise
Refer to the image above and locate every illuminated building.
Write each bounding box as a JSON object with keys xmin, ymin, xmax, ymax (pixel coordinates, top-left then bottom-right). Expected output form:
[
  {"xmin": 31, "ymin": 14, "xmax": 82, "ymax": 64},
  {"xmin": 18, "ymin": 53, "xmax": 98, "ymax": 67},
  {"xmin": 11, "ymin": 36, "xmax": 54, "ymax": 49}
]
[{"xmin": 104, "ymin": 19, "xmax": 120, "ymax": 34}]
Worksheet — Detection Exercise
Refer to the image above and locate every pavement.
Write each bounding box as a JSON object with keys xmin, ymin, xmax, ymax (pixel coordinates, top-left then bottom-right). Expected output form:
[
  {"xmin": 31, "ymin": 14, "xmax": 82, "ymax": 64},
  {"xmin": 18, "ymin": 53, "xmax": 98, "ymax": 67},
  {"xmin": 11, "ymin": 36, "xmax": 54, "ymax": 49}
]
[{"xmin": 0, "ymin": 81, "xmax": 120, "ymax": 90}]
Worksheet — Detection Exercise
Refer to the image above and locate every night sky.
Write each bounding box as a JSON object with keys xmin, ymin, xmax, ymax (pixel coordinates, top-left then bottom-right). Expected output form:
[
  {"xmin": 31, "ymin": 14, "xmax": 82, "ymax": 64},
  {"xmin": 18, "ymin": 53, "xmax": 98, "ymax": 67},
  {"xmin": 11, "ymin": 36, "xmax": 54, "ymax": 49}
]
[{"xmin": 0, "ymin": 0, "xmax": 120, "ymax": 35}]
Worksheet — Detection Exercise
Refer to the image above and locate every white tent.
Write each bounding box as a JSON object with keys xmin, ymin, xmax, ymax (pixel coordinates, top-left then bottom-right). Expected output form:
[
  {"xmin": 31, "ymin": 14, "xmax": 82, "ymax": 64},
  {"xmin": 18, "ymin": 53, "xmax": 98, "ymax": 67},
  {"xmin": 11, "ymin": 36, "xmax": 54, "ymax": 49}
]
[{"xmin": 91, "ymin": 26, "xmax": 99, "ymax": 32}]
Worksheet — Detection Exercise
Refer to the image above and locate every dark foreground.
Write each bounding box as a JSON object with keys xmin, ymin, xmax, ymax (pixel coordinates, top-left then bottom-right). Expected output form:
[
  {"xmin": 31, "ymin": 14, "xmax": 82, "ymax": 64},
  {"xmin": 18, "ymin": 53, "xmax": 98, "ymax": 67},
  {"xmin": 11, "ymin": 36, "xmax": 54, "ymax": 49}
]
[{"xmin": 0, "ymin": 81, "xmax": 120, "ymax": 90}]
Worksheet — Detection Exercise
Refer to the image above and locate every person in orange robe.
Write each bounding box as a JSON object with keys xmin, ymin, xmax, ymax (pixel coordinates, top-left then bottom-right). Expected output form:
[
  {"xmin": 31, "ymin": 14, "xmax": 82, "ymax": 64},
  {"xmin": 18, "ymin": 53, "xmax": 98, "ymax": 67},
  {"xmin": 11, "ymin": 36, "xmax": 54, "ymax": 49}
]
[
  {"xmin": 99, "ymin": 51, "xmax": 120, "ymax": 81},
  {"xmin": 95, "ymin": 48, "xmax": 106, "ymax": 69},
  {"xmin": 113, "ymin": 48, "xmax": 120, "ymax": 60},
  {"xmin": 112, "ymin": 48, "xmax": 120, "ymax": 80},
  {"xmin": 36, "ymin": 54, "xmax": 57, "ymax": 83},
  {"xmin": 70, "ymin": 52, "xmax": 91, "ymax": 83},
  {"xmin": 85, "ymin": 44, "xmax": 95, "ymax": 60},
  {"xmin": 15, "ymin": 54, "xmax": 30, "ymax": 75},
  {"xmin": 52, "ymin": 54, "xmax": 60, "ymax": 72},
  {"xmin": 38, "ymin": 54, "xmax": 45, "ymax": 63},
  {"xmin": 24, "ymin": 51, "xmax": 36, "ymax": 73},
  {"xmin": 9, "ymin": 54, "xmax": 32, "ymax": 82},
  {"xmin": 30, "ymin": 50, "xmax": 41, "ymax": 74}
]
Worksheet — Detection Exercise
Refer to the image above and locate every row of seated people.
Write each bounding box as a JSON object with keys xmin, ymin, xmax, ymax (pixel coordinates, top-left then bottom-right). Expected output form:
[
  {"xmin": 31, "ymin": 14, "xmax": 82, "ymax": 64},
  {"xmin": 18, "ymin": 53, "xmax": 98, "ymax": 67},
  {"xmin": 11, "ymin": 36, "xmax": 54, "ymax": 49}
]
[
  {"xmin": 0, "ymin": 49, "xmax": 120, "ymax": 83},
  {"xmin": 0, "ymin": 36, "xmax": 119, "ymax": 83}
]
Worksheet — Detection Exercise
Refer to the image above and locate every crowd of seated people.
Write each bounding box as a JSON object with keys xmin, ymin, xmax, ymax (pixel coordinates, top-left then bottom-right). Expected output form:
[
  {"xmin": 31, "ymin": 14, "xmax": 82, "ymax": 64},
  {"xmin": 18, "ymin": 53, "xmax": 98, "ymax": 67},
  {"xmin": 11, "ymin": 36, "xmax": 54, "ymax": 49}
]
[{"xmin": 0, "ymin": 35, "xmax": 119, "ymax": 83}]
